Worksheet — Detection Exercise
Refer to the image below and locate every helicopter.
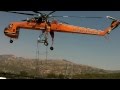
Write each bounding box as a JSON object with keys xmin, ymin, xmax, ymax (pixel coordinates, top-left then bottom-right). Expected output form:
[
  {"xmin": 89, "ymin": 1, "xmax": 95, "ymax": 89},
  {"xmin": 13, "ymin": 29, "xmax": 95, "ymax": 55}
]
[{"xmin": 3, "ymin": 11, "xmax": 120, "ymax": 50}]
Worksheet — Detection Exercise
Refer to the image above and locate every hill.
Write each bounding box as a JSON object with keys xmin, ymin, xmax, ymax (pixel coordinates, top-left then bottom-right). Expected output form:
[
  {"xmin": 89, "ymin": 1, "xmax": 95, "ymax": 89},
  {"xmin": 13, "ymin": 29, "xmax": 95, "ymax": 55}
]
[{"xmin": 0, "ymin": 54, "xmax": 119, "ymax": 79}]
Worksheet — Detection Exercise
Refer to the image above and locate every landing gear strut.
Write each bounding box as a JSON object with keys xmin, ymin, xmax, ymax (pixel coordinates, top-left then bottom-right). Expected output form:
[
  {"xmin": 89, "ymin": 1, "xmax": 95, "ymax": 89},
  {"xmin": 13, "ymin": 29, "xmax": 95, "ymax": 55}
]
[{"xmin": 50, "ymin": 31, "xmax": 54, "ymax": 51}]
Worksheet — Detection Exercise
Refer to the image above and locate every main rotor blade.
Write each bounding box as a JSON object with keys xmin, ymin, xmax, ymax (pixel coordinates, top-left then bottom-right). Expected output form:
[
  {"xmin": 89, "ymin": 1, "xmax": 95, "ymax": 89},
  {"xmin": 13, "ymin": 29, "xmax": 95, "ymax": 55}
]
[
  {"xmin": 47, "ymin": 11, "xmax": 56, "ymax": 17},
  {"xmin": 33, "ymin": 11, "xmax": 40, "ymax": 13},
  {"xmin": 32, "ymin": 11, "xmax": 43, "ymax": 16},
  {"xmin": 21, "ymin": 19, "xmax": 27, "ymax": 21},
  {"xmin": 4, "ymin": 11, "xmax": 35, "ymax": 16},
  {"xmin": 57, "ymin": 19, "xmax": 69, "ymax": 24},
  {"xmin": 52, "ymin": 16, "xmax": 102, "ymax": 18},
  {"xmin": 50, "ymin": 17, "xmax": 69, "ymax": 24}
]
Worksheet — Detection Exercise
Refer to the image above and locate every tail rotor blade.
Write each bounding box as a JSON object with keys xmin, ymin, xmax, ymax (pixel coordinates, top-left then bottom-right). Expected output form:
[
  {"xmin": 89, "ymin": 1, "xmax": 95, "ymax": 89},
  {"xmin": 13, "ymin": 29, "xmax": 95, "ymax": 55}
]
[{"xmin": 106, "ymin": 16, "xmax": 117, "ymax": 20}]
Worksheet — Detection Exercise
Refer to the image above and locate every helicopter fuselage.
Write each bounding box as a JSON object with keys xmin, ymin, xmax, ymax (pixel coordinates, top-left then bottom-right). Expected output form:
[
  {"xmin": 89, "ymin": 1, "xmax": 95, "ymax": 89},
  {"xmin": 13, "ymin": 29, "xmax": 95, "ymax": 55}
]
[{"xmin": 4, "ymin": 20, "xmax": 120, "ymax": 39}]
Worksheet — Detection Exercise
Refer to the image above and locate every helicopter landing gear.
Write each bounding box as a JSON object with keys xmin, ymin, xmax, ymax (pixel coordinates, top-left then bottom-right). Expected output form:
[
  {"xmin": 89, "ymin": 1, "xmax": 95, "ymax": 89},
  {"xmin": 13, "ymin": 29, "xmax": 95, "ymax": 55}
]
[
  {"xmin": 50, "ymin": 31, "xmax": 54, "ymax": 51},
  {"xmin": 50, "ymin": 47, "xmax": 54, "ymax": 50},
  {"xmin": 10, "ymin": 39, "xmax": 13, "ymax": 43}
]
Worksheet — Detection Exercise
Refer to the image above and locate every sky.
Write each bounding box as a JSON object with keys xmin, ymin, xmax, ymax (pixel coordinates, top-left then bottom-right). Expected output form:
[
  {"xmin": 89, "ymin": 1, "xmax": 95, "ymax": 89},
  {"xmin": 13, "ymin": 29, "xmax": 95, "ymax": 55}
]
[{"xmin": 0, "ymin": 11, "xmax": 120, "ymax": 70}]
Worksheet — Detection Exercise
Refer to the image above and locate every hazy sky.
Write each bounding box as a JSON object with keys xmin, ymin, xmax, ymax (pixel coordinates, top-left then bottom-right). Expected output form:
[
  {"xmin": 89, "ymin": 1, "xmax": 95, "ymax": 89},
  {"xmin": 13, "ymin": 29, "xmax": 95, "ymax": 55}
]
[{"xmin": 0, "ymin": 11, "xmax": 120, "ymax": 70}]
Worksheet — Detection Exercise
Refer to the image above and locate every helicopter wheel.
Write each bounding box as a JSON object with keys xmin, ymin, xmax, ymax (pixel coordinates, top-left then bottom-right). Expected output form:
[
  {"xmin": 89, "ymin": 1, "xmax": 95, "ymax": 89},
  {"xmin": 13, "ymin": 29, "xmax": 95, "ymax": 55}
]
[
  {"xmin": 50, "ymin": 47, "xmax": 54, "ymax": 50},
  {"xmin": 10, "ymin": 39, "xmax": 13, "ymax": 43},
  {"xmin": 44, "ymin": 41, "xmax": 48, "ymax": 46}
]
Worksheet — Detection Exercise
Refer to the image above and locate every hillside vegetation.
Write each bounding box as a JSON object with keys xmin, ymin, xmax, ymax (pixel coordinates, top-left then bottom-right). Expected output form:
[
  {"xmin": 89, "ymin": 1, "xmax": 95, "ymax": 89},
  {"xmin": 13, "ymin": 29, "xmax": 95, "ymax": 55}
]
[{"xmin": 0, "ymin": 55, "xmax": 120, "ymax": 79}]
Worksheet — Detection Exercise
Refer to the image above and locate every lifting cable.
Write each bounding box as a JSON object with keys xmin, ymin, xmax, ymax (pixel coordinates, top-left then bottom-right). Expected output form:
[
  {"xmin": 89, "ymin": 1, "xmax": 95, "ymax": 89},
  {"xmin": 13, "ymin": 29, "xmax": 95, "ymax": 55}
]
[{"xmin": 35, "ymin": 32, "xmax": 49, "ymax": 74}]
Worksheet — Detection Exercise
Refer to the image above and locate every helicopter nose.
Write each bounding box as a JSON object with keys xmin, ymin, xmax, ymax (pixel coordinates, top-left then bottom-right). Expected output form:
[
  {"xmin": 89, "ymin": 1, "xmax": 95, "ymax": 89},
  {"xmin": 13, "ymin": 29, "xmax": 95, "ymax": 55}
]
[
  {"xmin": 4, "ymin": 28, "xmax": 9, "ymax": 36},
  {"xmin": 4, "ymin": 29, "xmax": 18, "ymax": 39},
  {"xmin": 4, "ymin": 30, "xmax": 12, "ymax": 38}
]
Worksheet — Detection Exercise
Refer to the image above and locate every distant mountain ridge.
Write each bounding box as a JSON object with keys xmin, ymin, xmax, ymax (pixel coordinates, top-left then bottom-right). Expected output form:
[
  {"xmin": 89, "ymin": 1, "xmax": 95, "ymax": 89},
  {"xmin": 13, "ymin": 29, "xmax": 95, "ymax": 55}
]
[
  {"xmin": 0, "ymin": 54, "xmax": 110, "ymax": 75},
  {"xmin": 0, "ymin": 54, "xmax": 26, "ymax": 61}
]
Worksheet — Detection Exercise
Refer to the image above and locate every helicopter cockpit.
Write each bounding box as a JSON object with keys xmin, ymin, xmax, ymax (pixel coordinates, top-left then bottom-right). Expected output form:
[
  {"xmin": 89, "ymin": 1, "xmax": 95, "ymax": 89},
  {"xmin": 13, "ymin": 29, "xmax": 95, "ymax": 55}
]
[{"xmin": 4, "ymin": 23, "xmax": 20, "ymax": 40}]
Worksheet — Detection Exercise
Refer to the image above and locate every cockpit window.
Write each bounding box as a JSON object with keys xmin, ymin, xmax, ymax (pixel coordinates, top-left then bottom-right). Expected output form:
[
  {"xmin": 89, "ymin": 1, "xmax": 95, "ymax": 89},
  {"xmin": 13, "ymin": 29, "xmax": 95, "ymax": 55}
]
[
  {"xmin": 5, "ymin": 24, "xmax": 13, "ymax": 30},
  {"xmin": 8, "ymin": 24, "xmax": 13, "ymax": 28},
  {"xmin": 10, "ymin": 24, "xmax": 12, "ymax": 27}
]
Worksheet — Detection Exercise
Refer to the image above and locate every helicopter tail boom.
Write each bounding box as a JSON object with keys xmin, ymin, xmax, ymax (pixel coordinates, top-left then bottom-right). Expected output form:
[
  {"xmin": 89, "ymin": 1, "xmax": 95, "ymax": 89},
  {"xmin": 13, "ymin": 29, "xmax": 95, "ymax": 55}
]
[{"xmin": 50, "ymin": 19, "xmax": 120, "ymax": 36}]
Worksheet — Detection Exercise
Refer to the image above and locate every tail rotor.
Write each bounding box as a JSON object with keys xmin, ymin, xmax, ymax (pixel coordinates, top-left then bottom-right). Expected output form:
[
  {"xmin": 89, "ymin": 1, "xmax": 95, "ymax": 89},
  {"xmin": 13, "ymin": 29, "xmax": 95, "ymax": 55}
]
[{"xmin": 106, "ymin": 16, "xmax": 117, "ymax": 21}]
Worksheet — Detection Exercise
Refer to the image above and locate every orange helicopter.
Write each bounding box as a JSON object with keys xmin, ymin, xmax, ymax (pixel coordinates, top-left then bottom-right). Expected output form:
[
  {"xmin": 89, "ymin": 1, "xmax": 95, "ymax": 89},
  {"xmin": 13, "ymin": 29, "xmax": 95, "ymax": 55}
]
[{"xmin": 3, "ymin": 11, "xmax": 120, "ymax": 50}]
